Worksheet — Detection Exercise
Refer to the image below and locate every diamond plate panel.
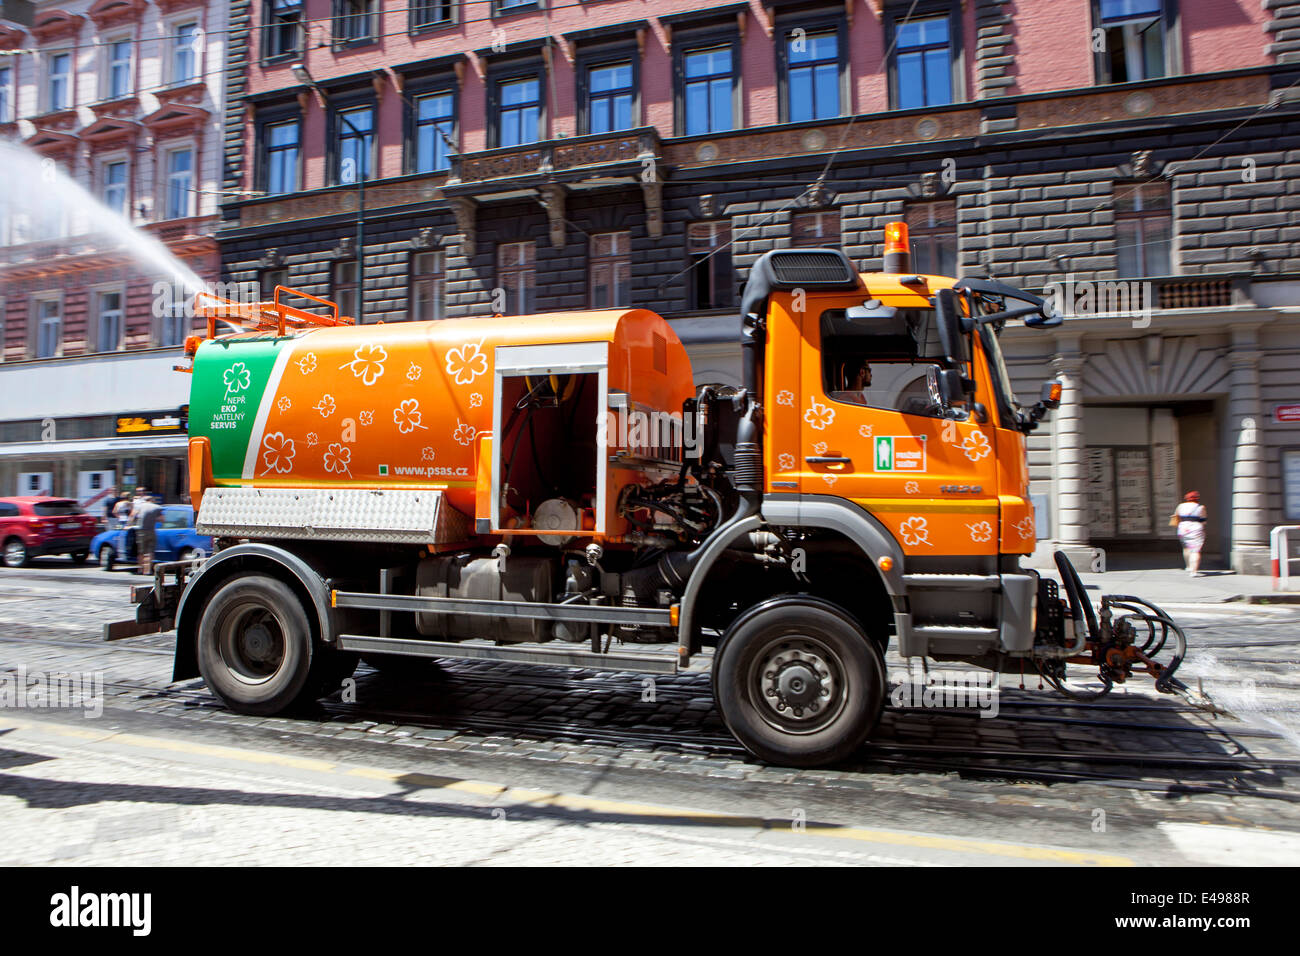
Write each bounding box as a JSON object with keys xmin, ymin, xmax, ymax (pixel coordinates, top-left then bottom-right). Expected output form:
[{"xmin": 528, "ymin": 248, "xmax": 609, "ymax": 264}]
[{"xmin": 197, "ymin": 487, "xmax": 471, "ymax": 545}]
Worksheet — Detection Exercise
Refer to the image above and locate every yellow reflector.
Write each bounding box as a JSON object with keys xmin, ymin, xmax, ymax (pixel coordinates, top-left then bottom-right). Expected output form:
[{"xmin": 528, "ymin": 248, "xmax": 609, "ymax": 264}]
[
  {"xmin": 670, "ymin": 604, "xmax": 680, "ymax": 627},
  {"xmin": 879, "ymin": 556, "xmax": 894, "ymax": 572}
]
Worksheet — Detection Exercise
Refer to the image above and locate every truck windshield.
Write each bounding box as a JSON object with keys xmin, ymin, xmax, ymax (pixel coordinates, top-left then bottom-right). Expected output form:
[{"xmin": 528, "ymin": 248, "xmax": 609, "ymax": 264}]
[{"xmin": 821, "ymin": 308, "xmax": 956, "ymax": 418}]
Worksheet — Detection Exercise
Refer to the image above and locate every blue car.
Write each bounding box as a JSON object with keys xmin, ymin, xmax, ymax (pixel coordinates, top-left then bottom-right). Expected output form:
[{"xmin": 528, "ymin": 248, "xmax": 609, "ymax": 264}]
[{"xmin": 92, "ymin": 505, "xmax": 212, "ymax": 571}]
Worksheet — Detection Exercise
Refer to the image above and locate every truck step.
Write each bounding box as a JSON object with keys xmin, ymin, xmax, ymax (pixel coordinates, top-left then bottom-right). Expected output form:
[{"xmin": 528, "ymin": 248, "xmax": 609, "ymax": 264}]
[
  {"xmin": 902, "ymin": 574, "xmax": 1001, "ymax": 590},
  {"xmin": 337, "ymin": 634, "xmax": 680, "ymax": 675},
  {"xmin": 910, "ymin": 625, "xmax": 1000, "ymax": 641}
]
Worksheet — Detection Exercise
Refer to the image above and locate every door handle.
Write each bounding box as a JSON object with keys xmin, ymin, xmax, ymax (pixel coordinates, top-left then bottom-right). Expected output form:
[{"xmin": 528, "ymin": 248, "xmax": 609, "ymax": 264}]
[{"xmin": 805, "ymin": 456, "xmax": 852, "ymax": 464}]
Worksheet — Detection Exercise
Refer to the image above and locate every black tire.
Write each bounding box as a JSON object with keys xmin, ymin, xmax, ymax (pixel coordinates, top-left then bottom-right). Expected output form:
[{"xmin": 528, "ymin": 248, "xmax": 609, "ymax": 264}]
[
  {"xmin": 2, "ymin": 537, "xmax": 28, "ymax": 568},
  {"xmin": 71, "ymin": 551, "xmax": 89, "ymax": 565},
  {"xmin": 197, "ymin": 574, "xmax": 326, "ymax": 716},
  {"xmin": 98, "ymin": 545, "xmax": 115, "ymax": 571},
  {"xmin": 713, "ymin": 597, "xmax": 886, "ymax": 768}
]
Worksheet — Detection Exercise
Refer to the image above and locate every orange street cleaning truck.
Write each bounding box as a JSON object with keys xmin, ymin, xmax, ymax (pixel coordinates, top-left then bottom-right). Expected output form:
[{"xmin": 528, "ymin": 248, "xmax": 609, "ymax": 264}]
[{"xmin": 110, "ymin": 224, "xmax": 1189, "ymax": 767}]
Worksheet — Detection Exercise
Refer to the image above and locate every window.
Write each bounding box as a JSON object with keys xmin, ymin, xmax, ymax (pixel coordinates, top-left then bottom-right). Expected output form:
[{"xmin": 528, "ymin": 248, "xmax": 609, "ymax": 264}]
[
  {"xmin": 497, "ymin": 242, "xmax": 535, "ymax": 314},
  {"xmin": 411, "ymin": 251, "xmax": 445, "ymax": 321},
  {"xmin": 893, "ymin": 14, "xmax": 952, "ymax": 109},
  {"xmin": 107, "ymin": 39, "xmax": 132, "ymax": 99},
  {"xmin": 49, "ymin": 53, "xmax": 71, "ymax": 111},
  {"xmin": 413, "ymin": 91, "xmax": 455, "ymax": 173},
  {"xmin": 586, "ymin": 61, "xmax": 634, "ymax": 135},
  {"xmin": 95, "ymin": 291, "xmax": 124, "ymax": 352},
  {"xmin": 784, "ymin": 29, "xmax": 841, "ymax": 122},
  {"xmin": 160, "ymin": 300, "xmax": 188, "ymax": 346},
  {"xmin": 906, "ymin": 201, "xmax": 958, "ymax": 276},
  {"xmin": 1095, "ymin": 0, "xmax": 1166, "ymax": 83},
  {"xmin": 265, "ymin": 0, "xmax": 302, "ymax": 59},
  {"xmin": 332, "ymin": 261, "xmax": 360, "ymax": 319},
  {"xmin": 333, "ymin": 104, "xmax": 374, "ymax": 183},
  {"xmin": 495, "ymin": 0, "xmax": 534, "ymax": 14},
  {"xmin": 412, "ymin": 0, "xmax": 454, "ymax": 30},
  {"xmin": 682, "ymin": 45, "xmax": 734, "ymax": 136},
  {"xmin": 497, "ymin": 77, "xmax": 541, "ymax": 148},
  {"xmin": 820, "ymin": 307, "xmax": 951, "ymax": 418},
  {"xmin": 589, "ymin": 232, "xmax": 630, "ymax": 308},
  {"xmin": 334, "ymin": 0, "xmax": 376, "ymax": 44},
  {"xmin": 35, "ymin": 299, "xmax": 61, "ymax": 358},
  {"xmin": 0, "ymin": 65, "xmax": 12, "ymax": 123},
  {"xmin": 103, "ymin": 161, "xmax": 128, "ymax": 216},
  {"xmin": 792, "ymin": 210, "xmax": 842, "ymax": 247},
  {"xmin": 164, "ymin": 148, "xmax": 193, "ymax": 219},
  {"xmin": 1115, "ymin": 182, "xmax": 1172, "ymax": 277},
  {"xmin": 261, "ymin": 269, "xmax": 287, "ymax": 300},
  {"xmin": 173, "ymin": 23, "xmax": 199, "ymax": 85},
  {"xmin": 264, "ymin": 119, "xmax": 300, "ymax": 194},
  {"xmin": 687, "ymin": 222, "xmax": 734, "ymax": 310}
]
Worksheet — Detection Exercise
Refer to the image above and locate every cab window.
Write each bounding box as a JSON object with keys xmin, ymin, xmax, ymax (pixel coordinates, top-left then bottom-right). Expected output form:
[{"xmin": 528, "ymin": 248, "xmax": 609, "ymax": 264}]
[{"xmin": 820, "ymin": 307, "xmax": 959, "ymax": 418}]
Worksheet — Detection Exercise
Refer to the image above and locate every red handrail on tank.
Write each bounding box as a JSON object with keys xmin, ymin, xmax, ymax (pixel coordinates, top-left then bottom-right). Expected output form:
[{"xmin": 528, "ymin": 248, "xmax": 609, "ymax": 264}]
[{"xmin": 189, "ymin": 285, "xmax": 355, "ymax": 348}]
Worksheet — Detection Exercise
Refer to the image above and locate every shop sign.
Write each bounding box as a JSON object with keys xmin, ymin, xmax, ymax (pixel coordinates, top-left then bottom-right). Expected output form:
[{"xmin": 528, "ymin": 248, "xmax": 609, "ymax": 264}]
[{"xmin": 115, "ymin": 407, "xmax": 188, "ymax": 436}]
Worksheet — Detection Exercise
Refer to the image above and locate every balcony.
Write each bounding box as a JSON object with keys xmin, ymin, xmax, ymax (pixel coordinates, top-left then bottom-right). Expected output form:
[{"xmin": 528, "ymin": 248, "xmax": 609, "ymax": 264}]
[{"xmin": 441, "ymin": 127, "xmax": 663, "ymax": 254}]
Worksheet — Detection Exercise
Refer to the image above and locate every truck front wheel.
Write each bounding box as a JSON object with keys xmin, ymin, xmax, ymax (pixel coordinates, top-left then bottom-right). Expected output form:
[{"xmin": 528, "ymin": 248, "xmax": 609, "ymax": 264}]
[
  {"xmin": 197, "ymin": 574, "xmax": 322, "ymax": 716},
  {"xmin": 713, "ymin": 598, "xmax": 885, "ymax": 767}
]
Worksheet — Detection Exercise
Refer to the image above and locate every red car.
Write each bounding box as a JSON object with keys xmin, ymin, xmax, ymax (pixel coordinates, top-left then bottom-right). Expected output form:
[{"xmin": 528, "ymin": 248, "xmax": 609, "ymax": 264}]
[{"xmin": 0, "ymin": 497, "xmax": 98, "ymax": 568}]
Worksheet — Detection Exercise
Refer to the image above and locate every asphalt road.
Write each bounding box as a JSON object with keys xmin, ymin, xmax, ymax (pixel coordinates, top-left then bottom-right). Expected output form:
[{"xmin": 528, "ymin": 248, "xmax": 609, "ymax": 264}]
[{"xmin": 2, "ymin": 558, "xmax": 1299, "ymax": 866}]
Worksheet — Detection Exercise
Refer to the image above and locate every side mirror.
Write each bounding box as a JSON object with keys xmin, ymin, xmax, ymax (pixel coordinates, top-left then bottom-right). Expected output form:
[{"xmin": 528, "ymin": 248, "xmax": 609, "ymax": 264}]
[
  {"xmin": 1025, "ymin": 310, "xmax": 1064, "ymax": 328},
  {"xmin": 1029, "ymin": 380, "xmax": 1063, "ymax": 423},
  {"xmin": 926, "ymin": 366, "xmax": 967, "ymax": 409},
  {"xmin": 932, "ymin": 288, "xmax": 967, "ymax": 370}
]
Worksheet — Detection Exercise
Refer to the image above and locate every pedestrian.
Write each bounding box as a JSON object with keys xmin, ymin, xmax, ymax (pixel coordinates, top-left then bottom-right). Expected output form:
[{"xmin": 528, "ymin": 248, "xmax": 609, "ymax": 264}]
[
  {"xmin": 102, "ymin": 487, "xmax": 120, "ymax": 530},
  {"xmin": 133, "ymin": 493, "xmax": 163, "ymax": 575},
  {"xmin": 1171, "ymin": 491, "xmax": 1208, "ymax": 577}
]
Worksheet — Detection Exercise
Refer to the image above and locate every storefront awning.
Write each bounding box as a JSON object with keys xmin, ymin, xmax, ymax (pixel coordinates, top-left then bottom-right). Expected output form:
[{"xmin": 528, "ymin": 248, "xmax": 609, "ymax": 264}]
[{"xmin": 0, "ymin": 435, "xmax": 189, "ymax": 459}]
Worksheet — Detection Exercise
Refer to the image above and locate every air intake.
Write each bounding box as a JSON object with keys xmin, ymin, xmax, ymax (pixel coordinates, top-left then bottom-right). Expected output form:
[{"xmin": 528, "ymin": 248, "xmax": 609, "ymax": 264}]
[{"xmin": 767, "ymin": 249, "xmax": 858, "ymax": 286}]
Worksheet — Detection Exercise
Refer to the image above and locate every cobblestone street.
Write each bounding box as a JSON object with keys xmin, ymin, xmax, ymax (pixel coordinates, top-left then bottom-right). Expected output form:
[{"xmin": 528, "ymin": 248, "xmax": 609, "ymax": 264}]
[{"xmin": 3, "ymin": 561, "xmax": 1300, "ymax": 866}]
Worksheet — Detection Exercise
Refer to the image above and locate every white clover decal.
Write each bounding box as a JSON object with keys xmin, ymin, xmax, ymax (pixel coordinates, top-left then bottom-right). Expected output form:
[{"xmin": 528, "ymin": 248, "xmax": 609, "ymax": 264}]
[
  {"xmin": 776, "ymin": 390, "xmax": 794, "ymax": 407},
  {"xmin": 422, "ymin": 447, "xmax": 436, "ymax": 462},
  {"xmin": 276, "ymin": 395, "xmax": 292, "ymax": 414},
  {"xmin": 778, "ymin": 452, "xmax": 796, "ymax": 471},
  {"xmin": 306, "ymin": 432, "xmax": 318, "ymax": 447},
  {"xmin": 469, "ymin": 392, "xmax": 483, "ymax": 408},
  {"xmin": 314, "ymin": 394, "xmax": 336, "ymax": 418},
  {"xmin": 859, "ymin": 424, "xmax": 873, "ymax": 438},
  {"xmin": 967, "ymin": 520, "xmax": 994, "ymax": 543},
  {"xmin": 394, "ymin": 398, "xmax": 428, "ymax": 434},
  {"xmin": 260, "ymin": 432, "xmax": 296, "ymax": 475},
  {"xmin": 323, "ymin": 443, "xmax": 352, "ymax": 477},
  {"xmin": 446, "ymin": 340, "xmax": 488, "ymax": 385},
  {"xmin": 453, "ymin": 421, "xmax": 477, "ymax": 446},
  {"xmin": 1014, "ymin": 516, "xmax": 1036, "ymax": 539},
  {"xmin": 223, "ymin": 362, "xmax": 251, "ymax": 393},
  {"xmin": 359, "ymin": 410, "xmax": 373, "ymax": 426},
  {"xmin": 961, "ymin": 430, "xmax": 992, "ymax": 462},
  {"xmin": 823, "ymin": 473, "xmax": 837, "ymax": 486},
  {"xmin": 899, "ymin": 516, "xmax": 932, "ymax": 547},
  {"xmin": 407, "ymin": 362, "xmax": 422, "ymax": 382},
  {"xmin": 904, "ymin": 480, "xmax": 920, "ymax": 495},
  {"xmin": 341, "ymin": 343, "xmax": 387, "ymax": 386},
  {"xmin": 804, "ymin": 398, "xmax": 835, "ymax": 431},
  {"xmin": 297, "ymin": 353, "xmax": 317, "ymax": 375}
]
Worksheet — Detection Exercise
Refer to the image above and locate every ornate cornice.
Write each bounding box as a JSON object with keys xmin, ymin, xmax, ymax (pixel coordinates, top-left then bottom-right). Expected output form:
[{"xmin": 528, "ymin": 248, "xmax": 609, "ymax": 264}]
[
  {"xmin": 32, "ymin": 10, "xmax": 86, "ymax": 44},
  {"xmin": 0, "ymin": 25, "xmax": 26, "ymax": 51},
  {"xmin": 88, "ymin": 0, "xmax": 146, "ymax": 29}
]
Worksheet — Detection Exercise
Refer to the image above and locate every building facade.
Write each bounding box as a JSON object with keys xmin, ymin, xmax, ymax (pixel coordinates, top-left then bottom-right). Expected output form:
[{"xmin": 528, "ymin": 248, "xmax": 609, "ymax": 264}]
[
  {"xmin": 212, "ymin": 0, "xmax": 1298, "ymax": 572},
  {"xmin": 0, "ymin": 0, "xmax": 227, "ymax": 508}
]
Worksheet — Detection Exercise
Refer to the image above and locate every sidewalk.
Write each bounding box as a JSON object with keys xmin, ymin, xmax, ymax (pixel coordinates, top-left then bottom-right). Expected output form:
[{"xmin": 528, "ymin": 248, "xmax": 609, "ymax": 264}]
[{"xmin": 1070, "ymin": 566, "xmax": 1294, "ymax": 606}]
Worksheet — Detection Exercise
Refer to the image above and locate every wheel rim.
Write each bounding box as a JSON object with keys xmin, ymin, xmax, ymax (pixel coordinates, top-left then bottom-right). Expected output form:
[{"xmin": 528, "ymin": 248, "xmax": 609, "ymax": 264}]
[
  {"xmin": 218, "ymin": 602, "xmax": 288, "ymax": 685},
  {"xmin": 4, "ymin": 541, "xmax": 24, "ymax": 565},
  {"xmin": 748, "ymin": 634, "xmax": 847, "ymax": 734}
]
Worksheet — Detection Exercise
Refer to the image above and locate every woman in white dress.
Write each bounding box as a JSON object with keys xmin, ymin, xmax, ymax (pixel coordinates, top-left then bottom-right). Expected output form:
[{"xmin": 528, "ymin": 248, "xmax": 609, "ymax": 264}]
[{"xmin": 1173, "ymin": 491, "xmax": 1208, "ymax": 576}]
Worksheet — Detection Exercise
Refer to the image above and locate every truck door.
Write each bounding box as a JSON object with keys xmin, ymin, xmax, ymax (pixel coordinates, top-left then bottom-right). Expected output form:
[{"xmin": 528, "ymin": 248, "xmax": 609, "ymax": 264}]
[{"xmin": 795, "ymin": 301, "xmax": 1001, "ymax": 556}]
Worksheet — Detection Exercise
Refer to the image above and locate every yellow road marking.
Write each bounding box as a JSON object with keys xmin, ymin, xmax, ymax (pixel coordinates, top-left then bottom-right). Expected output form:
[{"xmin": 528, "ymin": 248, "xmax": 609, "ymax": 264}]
[{"xmin": 0, "ymin": 715, "xmax": 1133, "ymax": 865}]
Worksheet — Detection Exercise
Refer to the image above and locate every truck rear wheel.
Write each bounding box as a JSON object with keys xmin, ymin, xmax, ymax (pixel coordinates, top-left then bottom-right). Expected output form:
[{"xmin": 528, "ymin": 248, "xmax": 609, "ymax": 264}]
[
  {"xmin": 197, "ymin": 574, "xmax": 325, "ymax": 715},
  {"xmin": 713, "ymin": 597, "xmax": 885, "ymax": 767}
]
